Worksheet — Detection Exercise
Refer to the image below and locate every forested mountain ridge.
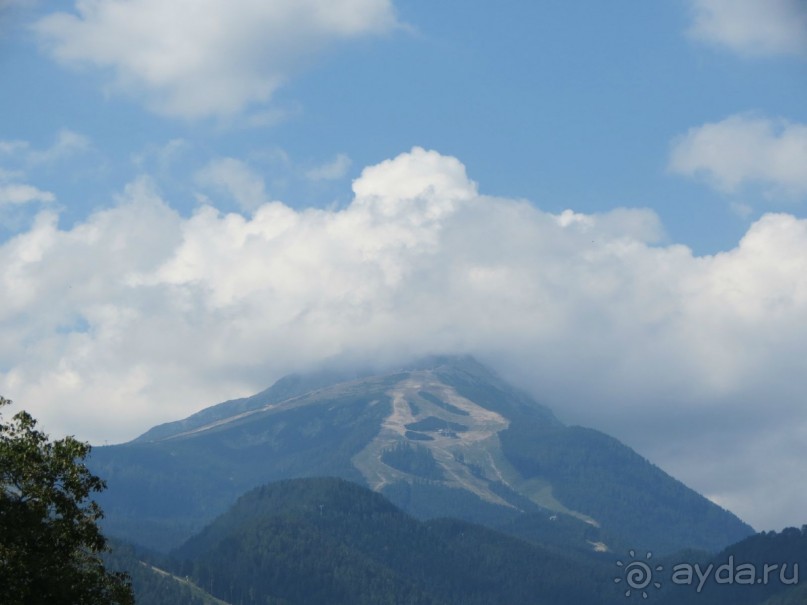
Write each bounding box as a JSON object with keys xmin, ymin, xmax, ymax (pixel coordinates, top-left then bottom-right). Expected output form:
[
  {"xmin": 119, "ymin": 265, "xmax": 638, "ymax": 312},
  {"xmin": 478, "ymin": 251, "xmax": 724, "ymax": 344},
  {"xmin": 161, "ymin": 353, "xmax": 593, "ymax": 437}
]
[
  {"xmin": 103, "ymin": 540, "xmax": 227, "ymax": 605},
  {"xmin": 106, "ymin": 479, "xmax": 803, "ymax": 605},
  {"xmin": 657, "ymin": 525, "xmax": 807, "ymax": 604},
  {"xmin": 166, "ymin": 477, "xmax": 622, "ymax": 605}
]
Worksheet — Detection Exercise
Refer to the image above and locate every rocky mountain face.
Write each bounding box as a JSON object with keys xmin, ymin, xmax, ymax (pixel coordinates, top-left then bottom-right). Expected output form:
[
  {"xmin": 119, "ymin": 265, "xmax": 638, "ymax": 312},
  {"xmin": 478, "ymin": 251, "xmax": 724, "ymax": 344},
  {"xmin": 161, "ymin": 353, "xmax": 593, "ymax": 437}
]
[{"xmin": 90, "ymin": 355, "xmax": 752, "ymax": 555}]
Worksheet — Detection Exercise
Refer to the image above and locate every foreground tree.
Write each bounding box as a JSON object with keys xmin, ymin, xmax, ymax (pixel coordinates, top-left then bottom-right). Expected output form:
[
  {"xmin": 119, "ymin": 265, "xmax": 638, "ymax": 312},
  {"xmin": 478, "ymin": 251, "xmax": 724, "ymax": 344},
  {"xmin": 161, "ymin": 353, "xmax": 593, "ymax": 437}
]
[{"xmin": 0, "ymin": 396, "xmax": 133, "ymax": 605}]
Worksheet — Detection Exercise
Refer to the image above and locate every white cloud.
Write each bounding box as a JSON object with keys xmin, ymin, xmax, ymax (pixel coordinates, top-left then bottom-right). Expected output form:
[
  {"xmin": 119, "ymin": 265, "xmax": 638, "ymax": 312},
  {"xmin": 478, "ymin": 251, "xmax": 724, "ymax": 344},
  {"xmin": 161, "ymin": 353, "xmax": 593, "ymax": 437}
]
[
  {"xmin": 306, "ymin": 153, "xmax": 352, "ymax": 181},
  {"xmin": 0, "ymin": 129, "xmax": 90, "ymax": 166},
  {"xmin": 195, "ymin": 157, "xmax": 270, "ymax": 211},
  {"xmin": 688, "ymin": 0, "xmax": 807, "ymax": 58},
  {"xmin": 0, "ymin": 183, "xmax": 55, "ymax": 205},
  {"xmin": 730, "ymin": 201, "xmax": 754, "ymax": 219},
  {"xmin": 34, "ymin": 0, "xmax": 398, "ymax": 119},
  {"xmin": 27, "ymin": 129, "xmax": 91, "ymax": 164},
  {"xmin": 0, "ymin": 168, "xmax": 23, "ymax": 181},
  {"xmin": 0, "ymin": 140, "xmax": 29, "ymax": 155},
  {"xmin": 0, "ymin": 157, "xmax": 58, "ymax": 206},
  {"xmin": 131, "ymin": 138, "xmax": 189, "ymax": 173},
  {"xmin": 2, "ymin": 147, "xmax": 807, "ymax": 530},
  {"xmin": 0, "ymin": 130, "xmax": 90, "ymax": 211},
  {"xmin": 669, "ymin": 113, "xmax": 807, "ymax": 198}
]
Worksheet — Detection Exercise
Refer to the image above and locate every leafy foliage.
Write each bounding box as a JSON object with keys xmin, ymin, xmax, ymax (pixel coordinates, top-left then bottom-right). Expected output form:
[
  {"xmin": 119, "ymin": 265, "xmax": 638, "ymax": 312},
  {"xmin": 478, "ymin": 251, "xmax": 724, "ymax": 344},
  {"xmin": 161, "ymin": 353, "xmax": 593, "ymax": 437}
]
[{"xmin": 0, "ymin": 396, "xmax": 133, "ymax": 605}]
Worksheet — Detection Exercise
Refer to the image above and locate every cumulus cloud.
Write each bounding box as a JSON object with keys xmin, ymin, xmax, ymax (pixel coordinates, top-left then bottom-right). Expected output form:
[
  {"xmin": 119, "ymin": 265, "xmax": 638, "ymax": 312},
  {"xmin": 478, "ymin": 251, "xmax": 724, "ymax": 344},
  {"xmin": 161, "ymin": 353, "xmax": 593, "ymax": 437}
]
[
  {"xmin": 306, "ymin": 153, "xmax": 352, "ymax": 181},
  {"xmin": 669, "ymin": 113, "xmax": 807, "ymax": 198},
  {"xmin": 0, "ymin": 129, "xmax": 90, "ymax": 166},
  {"xmin": 34, "ymin": 0, "xmax": 398, "ymax": 119},
  {"xmin": 0, "ymin": 130, "xmax": 90, "ymax": 211},
  {"xmin": 2, "ymin": 147, "xmax": 807, "ymax": 529},
  {"xmin": 688, "ymin": 0, "xmax": 807, "ymax": 58},
  {"xmin": 195, "ymin": 157, "xmax": 271, "ymax": 212},
  {"xmin": 27, "ymin": 129, "xmax": 91, "ymax": 164},
  {"xmin": 0, "ymin": 183, "xmax": 55, "ymax": 205}
]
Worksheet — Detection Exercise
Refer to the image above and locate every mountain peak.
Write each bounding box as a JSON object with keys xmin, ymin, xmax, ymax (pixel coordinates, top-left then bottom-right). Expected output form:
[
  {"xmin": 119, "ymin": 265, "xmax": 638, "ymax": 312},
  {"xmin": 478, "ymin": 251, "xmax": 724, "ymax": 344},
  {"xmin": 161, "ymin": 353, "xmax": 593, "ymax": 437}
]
[
  {"xmin": 134, "ymin": 354, "xmax": 513, "ymax": 444},
  {"xmin": 401, "ymin": 353, "xmax": 494, "ymax": 374},
  {"xmin": 93, "ymin": 356, "xmax": 752, "ymax": 555}
]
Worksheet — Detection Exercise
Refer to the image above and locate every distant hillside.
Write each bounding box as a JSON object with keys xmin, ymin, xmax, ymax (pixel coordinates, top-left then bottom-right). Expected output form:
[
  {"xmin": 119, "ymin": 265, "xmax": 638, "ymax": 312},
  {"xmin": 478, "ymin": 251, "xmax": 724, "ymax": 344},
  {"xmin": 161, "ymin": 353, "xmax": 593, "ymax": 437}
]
[
  {"xmin": 166, "ymin": 477, "xmax": 622, "ymax": 605},
  {"xmin": 90, "ymin": 355, "xmax": 752, "ymax": 556},
  {"xmin": 102, "ymin": 480, "xmax": 804, "ymax": 605},
  {"xmin": 761, "ymin": 583, "xmax": 807, "ymax": 605},
  {"xmin": 103, "ymin": 540, "xmax": 228, "ymax": 605},
  {"xmin": 657, "ymin": 526, "xmax": 807, "ymax": 605}
]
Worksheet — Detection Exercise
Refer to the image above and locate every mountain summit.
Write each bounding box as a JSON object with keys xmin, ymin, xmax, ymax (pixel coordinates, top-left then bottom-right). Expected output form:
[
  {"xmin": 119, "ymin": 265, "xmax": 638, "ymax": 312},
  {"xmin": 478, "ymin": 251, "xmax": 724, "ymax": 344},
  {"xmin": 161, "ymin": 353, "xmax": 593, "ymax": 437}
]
[{"xmin": 91, "ymin": 355, "xmax": 752, "ymax": 554}]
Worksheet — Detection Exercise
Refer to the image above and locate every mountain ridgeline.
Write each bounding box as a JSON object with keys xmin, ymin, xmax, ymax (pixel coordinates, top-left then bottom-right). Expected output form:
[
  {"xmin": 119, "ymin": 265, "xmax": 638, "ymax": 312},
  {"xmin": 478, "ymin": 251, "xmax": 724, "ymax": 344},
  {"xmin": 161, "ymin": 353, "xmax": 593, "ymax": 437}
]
[
  {"xmin": 104, "ymin": 479, "xmax": 804, "ymax": 605},
  {"xmin": 90, "ymin": 355, "xmax": 752, "ymax": 556},
  {"xmin": 166, "ymin": 477, "xmax": 620, "ymax": 605}
]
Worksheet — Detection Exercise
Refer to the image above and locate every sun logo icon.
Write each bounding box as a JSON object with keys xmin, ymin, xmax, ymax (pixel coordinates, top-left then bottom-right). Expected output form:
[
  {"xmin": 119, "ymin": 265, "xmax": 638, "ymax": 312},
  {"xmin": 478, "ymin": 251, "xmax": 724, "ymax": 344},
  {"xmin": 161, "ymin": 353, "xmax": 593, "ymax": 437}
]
[{"xmin": 614, "ymin": 550, "xmax": 663, "ymax": 599}]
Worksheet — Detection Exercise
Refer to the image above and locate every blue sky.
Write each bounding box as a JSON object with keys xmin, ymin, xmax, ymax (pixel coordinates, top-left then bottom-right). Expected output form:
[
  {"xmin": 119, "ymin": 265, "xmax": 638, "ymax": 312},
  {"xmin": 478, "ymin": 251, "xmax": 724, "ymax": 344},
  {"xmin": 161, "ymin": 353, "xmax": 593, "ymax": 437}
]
[
  {"xmin": 3, "ymin": 0, "xmax": 805, "ymax": 250},
  {"xmin": 1, "ymin": 0, "xmax": 807, "ymax": 531}
]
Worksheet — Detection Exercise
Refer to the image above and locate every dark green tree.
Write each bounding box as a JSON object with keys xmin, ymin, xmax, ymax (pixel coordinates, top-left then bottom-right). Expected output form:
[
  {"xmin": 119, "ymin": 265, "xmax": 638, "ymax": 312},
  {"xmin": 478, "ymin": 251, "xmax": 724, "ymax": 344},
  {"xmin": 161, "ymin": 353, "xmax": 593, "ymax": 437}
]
[{"xmin": 0, "ymin": 396, "xmax": 133, "ymax": 605}]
